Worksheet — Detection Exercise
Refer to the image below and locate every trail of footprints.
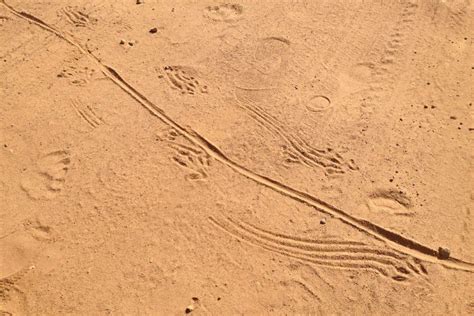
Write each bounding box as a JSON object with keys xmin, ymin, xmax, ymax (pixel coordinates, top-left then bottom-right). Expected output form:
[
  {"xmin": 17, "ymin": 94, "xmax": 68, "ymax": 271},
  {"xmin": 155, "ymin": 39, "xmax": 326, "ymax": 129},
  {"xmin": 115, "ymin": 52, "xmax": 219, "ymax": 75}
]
[
  {"xmin": 236, "ymin": 92, "xmax": 357, "ymax": 175},
  {"xmin": 234, "ymin": 36, "xmax": 356, "ymax": 176},
  {"xmin": 447, "ymin": 4, "xmax": 469, "ymax": 31},
  {"xmin": 363, "ymin": 1, "xmax": 418, "ymax": 110},
  {"xmin": 158, "ymin": 128, "xmax": 211, "ymax": 181},
  {"xmin": 158, "ymin": 36, "xmax": 355, "ymax": 177},
  {"xmin": 21, "ymin": 150, "xmax": 71, "ymax": 200},
  {"xmin": 379, "ymin": 2, "xmax": 417, "ymax": 66},
  {"xmin": 6, "ymin": 1, "xmax": 472, "ymax": 272},
  {"xmin": 210, "ymin": 216, "xmax": 428, "ymax": 282}
]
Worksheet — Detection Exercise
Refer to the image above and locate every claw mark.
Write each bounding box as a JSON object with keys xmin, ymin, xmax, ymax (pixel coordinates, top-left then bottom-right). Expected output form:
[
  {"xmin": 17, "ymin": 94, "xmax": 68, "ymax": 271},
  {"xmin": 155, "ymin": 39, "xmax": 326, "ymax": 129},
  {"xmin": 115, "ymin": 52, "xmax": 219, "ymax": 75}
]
[
  {"xmin": 57, "ymin": 60, "xmax": 97, "ymax": 86},
  {"xmin": 161, "ymin": 66, "xmax": 208, "ymax": 95},
  {"xmin": 2, "ymin": 0, "xmax": 472, "ymax": 272},
  {"xmin": 236, "ymin": 88, "xmax": 357, "ymax": 176},
  {"xmin": 234, "ymin": 36, "xmax": 355, "ymax": 176},
  {"xmin": 170, "ymin": 143, "xmax": 211, "ymax": 181},
  {"xmin": 158, "ymin": 128, "xmax": 211, "ymax": 181},
  {"xmin": 59, "ymin": 6, "xmax": 97, "ymax": 28},
  {"xmin": 70, "ymin": 98, "xmax": 103, "ymax": 128}
]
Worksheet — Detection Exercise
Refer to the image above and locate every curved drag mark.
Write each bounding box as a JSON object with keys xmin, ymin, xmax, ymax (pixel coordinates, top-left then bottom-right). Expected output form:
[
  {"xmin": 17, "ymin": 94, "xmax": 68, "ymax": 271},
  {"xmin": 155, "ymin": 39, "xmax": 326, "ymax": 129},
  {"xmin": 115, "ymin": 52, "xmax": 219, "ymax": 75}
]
[
  {"xmin": 209, "ymin": 216, "xmax": 420, "ymax": 281},
  {"xmin": 2, "ymin": 0, "xmax": 472, "ymax": 272}
]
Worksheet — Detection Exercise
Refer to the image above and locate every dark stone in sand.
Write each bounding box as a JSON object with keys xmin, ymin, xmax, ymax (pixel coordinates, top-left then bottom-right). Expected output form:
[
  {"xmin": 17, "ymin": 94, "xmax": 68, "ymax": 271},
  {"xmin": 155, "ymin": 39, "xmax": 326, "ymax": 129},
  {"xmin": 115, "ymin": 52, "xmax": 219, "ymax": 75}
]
[{"xmin": 438, "ymin": 247, "xmax": 450, "ymax": 260}]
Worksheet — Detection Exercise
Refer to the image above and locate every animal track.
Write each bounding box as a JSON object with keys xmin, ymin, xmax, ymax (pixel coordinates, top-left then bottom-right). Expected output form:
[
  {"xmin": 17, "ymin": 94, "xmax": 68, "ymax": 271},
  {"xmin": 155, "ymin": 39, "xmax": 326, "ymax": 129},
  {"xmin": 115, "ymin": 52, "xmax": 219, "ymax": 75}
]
[
  {"xmin": 156, "ymin": 127, "xmax": 181, "ymax": 142},
  {"xmin": 233, "ymin": 36, "xmax": 353, "ymax": 176},
  {"xmin": 96, "ymin": 156, "xmax": 137, "ymax": 200},
  {"xmin": 204, "ymin": 4, "xmax": 243, "ymax": 22},
  {"xmin": 253, "ymin": 37, "xmax": 290, "ymax": 76},
  {"xmin": 0, "ymin": 267, "xmax": 33, "ymax": 316},
  {"xmin": 347, "ymin": 63, "xmax": 375, "ymax": 83},
  {"xmin": 0, "ymin": 233, "xmax": 37, "ymax": 315},
  {"xmin": 367, "ymin": 189, "xmax": 414, "ymax": 216},
  {"xmin": 24, "ymin": 219, "xmax": 54, "ymax": 242},
  {"xmin": 210, "ymin": 216, "xmax": 428, "ymax": 282},
  {"xmin": 0, "ymin": 15, "xmax": 9, "ymax": 26},
  {"xmin": 362, "ymin": 2, "xmax": 418, "ymax": 111},
  {"xmin": 161, "ymin": 66, "xmax": 208, "ymax": 95},
  {"xmin": 235, "ymin": 37, "xmax": 290, "ymax": 89},
  {"xmin": 171, "ymin": 143, "xmax": 211, "ymax": 180},
  {"xmin": 381, "ymin": 2, "xmax": 417, "ymax": 66},
  {"xmin": 445, "ymin": 3, "xmax": 469, "ymax": 33},
  {"xmin": 21, "ymin": 150, "xmax": 71, "ymax": 200},
  {"xmin": 70, "ymin": 98, "xmax": 103, "ymax": 128},
  {"xmin": 57, "ymin": 55, "xmax": 97, "ymax": 86},
  {"xmin": 282, "ymin": 264, "xmax": 335, "ymax": 305},
  {"xmin": 235, "ymin": 89, "xmax": 356, "ymax": 176},
  {"xmin": 158, "ymin": 128, "xmax": 211, "ymax": 181},
  {"xmin": 57, "ymin": 64, "xmax": 96, "ymax": 86},
  {"xmin": 58, "ymin": 5, "xmax": 97, "ymax": 28},
  {"xmin": 7, "ymin": 1, "xmax": 472, "ymax": 272}
]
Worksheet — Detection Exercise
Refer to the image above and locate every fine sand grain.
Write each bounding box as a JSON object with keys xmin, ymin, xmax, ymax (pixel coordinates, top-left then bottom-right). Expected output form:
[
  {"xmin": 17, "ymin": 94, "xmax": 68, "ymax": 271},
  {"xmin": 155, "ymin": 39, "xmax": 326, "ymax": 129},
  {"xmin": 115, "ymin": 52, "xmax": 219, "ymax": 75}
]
[{"xmin": 1, "ymin": 0, "xmax": 473, "ymax": 314}]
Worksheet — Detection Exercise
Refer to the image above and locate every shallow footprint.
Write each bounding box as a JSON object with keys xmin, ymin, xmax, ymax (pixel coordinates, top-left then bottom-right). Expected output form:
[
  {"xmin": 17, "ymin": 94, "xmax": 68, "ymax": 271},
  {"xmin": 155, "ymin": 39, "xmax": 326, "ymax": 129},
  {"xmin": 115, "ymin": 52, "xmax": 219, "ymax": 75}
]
[
  {"xmin": 21, "ymin": 150, "xmax": 71, "ymax": 200},
  {"xmin": 0, "ymin": 233, "xmax": 39, "ymax": 314},
  {"xmin": 0, "ymin": 234, "xmax": 38, "ymax": 280},
  {"xmin": 204, "ymin": 4, "xmax": 243, "ymax": 22},
  {"xmin": 367, "ymin": 189, "xmax": 414, "ymax": 216}
]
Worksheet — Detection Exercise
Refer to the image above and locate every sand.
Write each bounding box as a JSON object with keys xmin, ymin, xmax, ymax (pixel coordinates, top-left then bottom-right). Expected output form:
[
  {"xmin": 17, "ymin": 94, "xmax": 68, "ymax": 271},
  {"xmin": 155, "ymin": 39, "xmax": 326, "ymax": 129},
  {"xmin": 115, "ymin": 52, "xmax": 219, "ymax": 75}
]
[{"xmin": 0, "ymin": 0, "xmax": 473, "ymax": 314}]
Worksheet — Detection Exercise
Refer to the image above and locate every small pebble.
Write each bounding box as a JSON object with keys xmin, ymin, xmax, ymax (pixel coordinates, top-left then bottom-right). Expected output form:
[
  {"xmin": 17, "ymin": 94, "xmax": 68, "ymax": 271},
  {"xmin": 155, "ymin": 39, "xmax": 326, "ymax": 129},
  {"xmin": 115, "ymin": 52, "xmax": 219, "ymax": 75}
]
[
  {"xmin": 320, "ymin": 218, "xmax": 326, "ymax": 225},
  {"xmin": 119, "ymin": 39, "xmax": 125, "ymax": 45},
  {"xmin": 149, "ymin": 27, "xmax": 158, "ymax": 34},
  {"xmin": 438, "ymin": 247, "xmax": 450, "ymax": 260},
  {"xmin": 185, "ymin": 305, "xmax": 194, "ymax": 314},
  {"xmin": 136, "ymin": 0, "xmax": 144, "ymax": 4}
]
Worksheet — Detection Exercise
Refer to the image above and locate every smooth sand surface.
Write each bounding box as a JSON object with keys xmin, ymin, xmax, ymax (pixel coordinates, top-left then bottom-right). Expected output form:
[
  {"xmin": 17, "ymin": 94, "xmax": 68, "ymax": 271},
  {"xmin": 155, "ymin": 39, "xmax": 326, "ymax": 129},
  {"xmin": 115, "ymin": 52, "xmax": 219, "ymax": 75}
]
[{"xmin": 0, "ymin": 0, "xmax": 473, "ymax": 314}]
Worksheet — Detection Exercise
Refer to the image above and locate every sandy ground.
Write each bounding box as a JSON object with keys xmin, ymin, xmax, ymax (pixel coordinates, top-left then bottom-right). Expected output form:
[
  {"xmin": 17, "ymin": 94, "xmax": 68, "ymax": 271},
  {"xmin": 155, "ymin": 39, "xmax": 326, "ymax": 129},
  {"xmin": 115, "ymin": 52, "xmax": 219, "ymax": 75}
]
[{"xmin": 0, "ymin": 0, "xmax": 473, "ymax": 314}]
